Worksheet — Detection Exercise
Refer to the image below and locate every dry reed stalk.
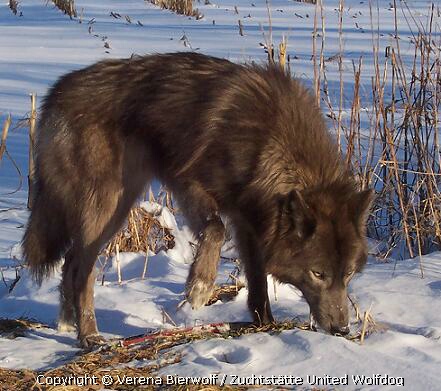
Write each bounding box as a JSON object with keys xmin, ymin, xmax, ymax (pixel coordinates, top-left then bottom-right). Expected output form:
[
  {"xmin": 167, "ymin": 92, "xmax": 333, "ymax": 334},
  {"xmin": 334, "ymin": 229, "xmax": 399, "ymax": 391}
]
[
  {"xmin": 141, "ymin": 251, "xmax": 149, "ymax": 279},
  {"xmin": 278, "ymin": 35, "xmax": 287, "ymax": 71},
  {"xmin": 238, "ymin": 19, "xmax": 244, "ymax": 36},
  {"xmin": 319, "ymin": 0, "xmax": 326, "ymax": 105},
  {"xmin": 273, "ymin": 280, "xmax": 278, "ymax": 301},
  {"xmin": 27, "ymin": 94, "xmax": 36, "ymax": 210},
  {"xmin": 98, "ymin": 246, "xmax": 111, "ymax": 285},
  {"xmin": 116, "ymin": 243, "xmax": 122, "ymax": 284},
  {"xmin": 0, "ymin": 115, "xmax": 11, "ymax": 166},
  {"xmin": 148, "ymin": 186, "xmax": 155, "ymax": 202},
  {"xmin": 337, "ymin": 0, "xmax": 344, "ymax": 152},
  {"xmin": 162, "ymin": 308, "xmax": 177, "ymax": 326},
  {"xmin": 312, "ymin": 0, "xmax": 320, "ymax": 105},
  {"xmin": 129, "ymin": 209, "xmax": 141, "ymax": 249},
  {"xmin": 345, "ymin": 58, "xmax": 362, "ymax": 168},
  {"xmin": 412, "ymin": 204, "xmax": 424, "ymax": 278},
  {"xmin": 261, "ymin": 0, "xmax": 275, "ymax": 64},
  {"xmin": 348, "ymin": 298, "xmax": 379, "ymax": 343},
  {"xmin": 359, "ymin": 308, "xmax": 370, "ymax": 344},
  {"xmin": 165, "ymin": 189, "xmax": 174, "ymax": 212},
  {"xmin": 348, "ymin": 295, "xmax": 361, "ymax": 322}
]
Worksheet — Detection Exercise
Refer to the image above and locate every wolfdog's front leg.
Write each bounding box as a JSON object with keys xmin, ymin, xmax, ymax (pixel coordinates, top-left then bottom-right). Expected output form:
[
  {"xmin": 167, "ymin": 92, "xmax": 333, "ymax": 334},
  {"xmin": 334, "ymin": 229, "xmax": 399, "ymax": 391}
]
[
  {"xmin": 186, "ymin": 216, "xmax": 225, "ymax": 309},
  {"xmin": 175, "ymin": 182, "xmax": 226, "ymax": 309},
  {"xmin": 245, "ymin": 262, "xmax": 274, "ymax": 325},
  {"xmin": 235, "ymin": 225, "xmax": 274, "ymax": 324}
]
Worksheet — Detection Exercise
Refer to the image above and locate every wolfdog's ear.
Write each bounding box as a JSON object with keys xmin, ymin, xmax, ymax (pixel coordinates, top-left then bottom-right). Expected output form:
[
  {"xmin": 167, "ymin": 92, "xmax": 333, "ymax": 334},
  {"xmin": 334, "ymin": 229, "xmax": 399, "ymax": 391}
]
[
  {"xmin": 283, "ymin": 190, "xmax": 316, "ymax": 240},
  {"xmin": 349, "ymin": 189, "xmax": 375, "ymax": 234}
]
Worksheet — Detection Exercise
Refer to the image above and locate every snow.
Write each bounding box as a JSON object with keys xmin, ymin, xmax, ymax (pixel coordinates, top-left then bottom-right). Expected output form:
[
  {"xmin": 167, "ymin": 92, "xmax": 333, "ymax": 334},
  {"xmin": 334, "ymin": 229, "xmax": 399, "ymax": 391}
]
[{"xmin": 0, "ymin": 0, "xmax": 440, "ymax": 389}]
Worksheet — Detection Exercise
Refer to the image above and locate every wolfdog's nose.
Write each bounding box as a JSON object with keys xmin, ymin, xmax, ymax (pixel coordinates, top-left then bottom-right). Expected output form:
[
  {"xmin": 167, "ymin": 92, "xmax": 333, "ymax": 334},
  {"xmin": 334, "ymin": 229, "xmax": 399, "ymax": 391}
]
[{"xmin": 330, "ymin": 326, "xmax": 350, "ymax": 336}]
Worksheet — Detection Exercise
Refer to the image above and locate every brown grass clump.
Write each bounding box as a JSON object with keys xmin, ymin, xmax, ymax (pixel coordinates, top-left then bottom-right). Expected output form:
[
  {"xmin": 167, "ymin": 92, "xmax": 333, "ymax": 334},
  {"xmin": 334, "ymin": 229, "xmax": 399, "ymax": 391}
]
[
  {"xmin": 50, "ymin": 0, "xmax": 77, "ymax": 19},
  {"xmin": 206, "ymin": 283, "xmax": 245, "ymax": 306},
  {"xmin": 0, "ymin": 318, "xmax": 47, "ymax": 338},
  {"xmin": 103, "ymin": 206, "xmax": 175, "ymax": 257},
  {"xmin": 147, "ymin": 0, "xmax": 203, "ymax": 19},
  {"xmin": 8, "ymin": 0, "xmax": 19, "ymax": 15}
]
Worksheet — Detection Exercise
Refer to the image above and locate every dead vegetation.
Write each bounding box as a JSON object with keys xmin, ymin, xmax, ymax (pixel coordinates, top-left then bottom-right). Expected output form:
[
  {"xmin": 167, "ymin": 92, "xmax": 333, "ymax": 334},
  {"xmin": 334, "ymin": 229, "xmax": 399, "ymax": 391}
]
[
  {"xmin": 0, "ymin": 115, "xmax": 11, "ymax": 165},
  {"xmin": 102, "ymin": 206, "xmax": 175, "ymax": 257},
  {"xmin": 96, "ymin": 202, "xmax": 175, "ymax": 284},
  {"xmin": 8, "ymin": 0, "xmax": 19, "ymax": 16},
  {"xmin": 0, "ymin": 318, "xmax": 47, "ymax": 339},
  {"xmin": 0, "ymin": 311, "xmax": 377, "ymax": 390},
  {"xmin": 206, "ymin": 282, "xmax": 245, "ymax": 305},
  {"xmin": 310, "ymin": 0, "xmax": 441, "ymax": 259},
  {"xmin": 49, "ymin": 0, "xmax": 77, "ymax": 19},
  {"xmin": 261, "ymin": 1, "xmax": 440, "ymax": 259},
  {"xmin": 146, "ymin": 0, "xmax": 203, "ymax": 19}
]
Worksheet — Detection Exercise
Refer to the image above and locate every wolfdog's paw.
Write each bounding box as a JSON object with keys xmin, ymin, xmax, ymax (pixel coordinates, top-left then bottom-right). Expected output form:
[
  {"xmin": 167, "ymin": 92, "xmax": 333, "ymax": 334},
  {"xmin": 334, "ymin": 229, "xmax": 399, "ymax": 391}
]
[
  {"xmin": 79, "ymin": 334, "xmax": 106, "ymax": 349},
  {"xmin": 57, "ymin": 320, "xmax": 77, "ymax": 333},
  {"xmin": 186, "ymin": 279, "xmax": 214, "ymax": 310}
]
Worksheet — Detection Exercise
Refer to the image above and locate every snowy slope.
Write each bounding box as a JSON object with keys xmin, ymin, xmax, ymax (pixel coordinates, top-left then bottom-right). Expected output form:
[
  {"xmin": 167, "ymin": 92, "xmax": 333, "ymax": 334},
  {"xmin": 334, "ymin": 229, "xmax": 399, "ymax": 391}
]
[{"xmin": 0, "ymin": 1, "xmax": 440, "ymax": 390}]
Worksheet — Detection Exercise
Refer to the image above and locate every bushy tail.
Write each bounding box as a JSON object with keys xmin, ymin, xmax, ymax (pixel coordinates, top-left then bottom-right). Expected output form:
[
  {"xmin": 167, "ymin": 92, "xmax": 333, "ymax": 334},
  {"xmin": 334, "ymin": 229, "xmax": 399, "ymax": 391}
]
[{"xmin": 22, "ymin": 192, "xmax": 70, "ymax": 284}]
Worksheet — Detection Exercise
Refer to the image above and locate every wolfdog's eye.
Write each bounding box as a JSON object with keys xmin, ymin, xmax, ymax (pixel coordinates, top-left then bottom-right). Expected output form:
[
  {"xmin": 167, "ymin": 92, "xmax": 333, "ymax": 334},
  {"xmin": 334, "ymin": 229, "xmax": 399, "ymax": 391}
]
[
  {"xmin": 345, "ymin": 270, "xmax": 355, "ymax": 277},
  {"xmin": 311, "ymin": 270, "xmax": 325, "ymax": 280}
]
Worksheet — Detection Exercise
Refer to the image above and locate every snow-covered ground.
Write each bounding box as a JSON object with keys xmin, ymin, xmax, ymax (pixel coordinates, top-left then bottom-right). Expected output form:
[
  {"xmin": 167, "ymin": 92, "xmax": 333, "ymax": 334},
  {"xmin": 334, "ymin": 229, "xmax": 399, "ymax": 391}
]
[{"xmin": 0, "ymin": 1, "xmax": 440, "ymax": 390}]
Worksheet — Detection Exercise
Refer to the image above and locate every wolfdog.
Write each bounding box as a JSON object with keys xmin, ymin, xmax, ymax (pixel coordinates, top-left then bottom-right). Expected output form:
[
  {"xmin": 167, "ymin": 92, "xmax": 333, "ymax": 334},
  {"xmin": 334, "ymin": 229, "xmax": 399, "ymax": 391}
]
[{"xmin": 23, "ymin": 52, "xmax": 373, "ymax": 347}]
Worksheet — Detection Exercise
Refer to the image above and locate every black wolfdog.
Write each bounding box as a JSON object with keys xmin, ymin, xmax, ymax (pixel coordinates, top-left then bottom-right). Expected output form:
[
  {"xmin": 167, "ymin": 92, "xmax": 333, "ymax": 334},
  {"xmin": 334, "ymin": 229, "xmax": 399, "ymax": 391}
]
[{"xmin": 23, "ymin": 52, "xmax": 373, "ymax": 347}]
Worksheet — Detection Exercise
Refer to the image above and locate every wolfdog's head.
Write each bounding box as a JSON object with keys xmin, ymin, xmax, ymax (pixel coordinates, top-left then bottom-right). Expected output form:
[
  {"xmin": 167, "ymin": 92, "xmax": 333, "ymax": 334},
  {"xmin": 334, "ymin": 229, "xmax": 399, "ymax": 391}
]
[{"xmin": 268, "ymin": 185, "xmax": 374, "ymax": 335}]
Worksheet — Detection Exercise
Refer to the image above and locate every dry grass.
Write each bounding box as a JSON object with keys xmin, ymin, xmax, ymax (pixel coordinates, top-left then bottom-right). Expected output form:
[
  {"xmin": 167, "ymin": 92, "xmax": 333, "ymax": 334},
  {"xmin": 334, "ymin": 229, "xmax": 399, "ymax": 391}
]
[
  {"xmin": 97, "ymin": 204, "xmax": 175, "ymax": 283},
  {"xmin": 0, "ymin": 115, "xmax": 11, "ymax": 166},
  {"xmin": 8, "ymin": 0, "xmax": 19, "ymax": 15},
  {"xmin": 102, "ymin": 206, "xmax": 175, "ymax": 257},
  {"xmin": 206, "ymin": 283, "xmax": 245, "ymax": 306},
  {"xmin": 147, "ymin": 0, "xmax": 203, "ymax": 19},
  {"xmin": 313, "ymin": 1, "xmax": 441, "ymax": 259},
  {"xmin": 0, "ymin": 311, "xmax": 377, "ymax": 390},
  {"xmin": 49, "ymin": 0, "xmax": 77, "ymax": 19},
  {"xmin": 0, "ymin": 318, "xmax": 47, "ymax": 338}
]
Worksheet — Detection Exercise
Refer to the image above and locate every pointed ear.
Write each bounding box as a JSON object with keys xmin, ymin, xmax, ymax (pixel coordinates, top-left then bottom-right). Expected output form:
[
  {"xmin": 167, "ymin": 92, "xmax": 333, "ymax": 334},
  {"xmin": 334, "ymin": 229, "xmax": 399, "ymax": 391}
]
[
  {"xmin": 349, "ymin": 189, "xmax": 375, "ymax": 234},
  {"xmin": 282, "ymin": 190, "xmax": 316, "ymax": 240}
]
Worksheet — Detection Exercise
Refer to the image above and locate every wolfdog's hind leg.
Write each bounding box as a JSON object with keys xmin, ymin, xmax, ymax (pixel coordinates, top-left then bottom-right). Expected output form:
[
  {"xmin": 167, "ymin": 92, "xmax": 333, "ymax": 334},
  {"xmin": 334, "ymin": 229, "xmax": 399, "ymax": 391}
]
[
  {"xmin": 175, "ymin": 182, "xmax": 226, "ymax": 309},
  {"xmin": 69, "ymin": 242, "xmax": 107, "ymax": 348},
  {"xmin": 74, "ymin": 176, "xmax": 150, "ymax": 347}
]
